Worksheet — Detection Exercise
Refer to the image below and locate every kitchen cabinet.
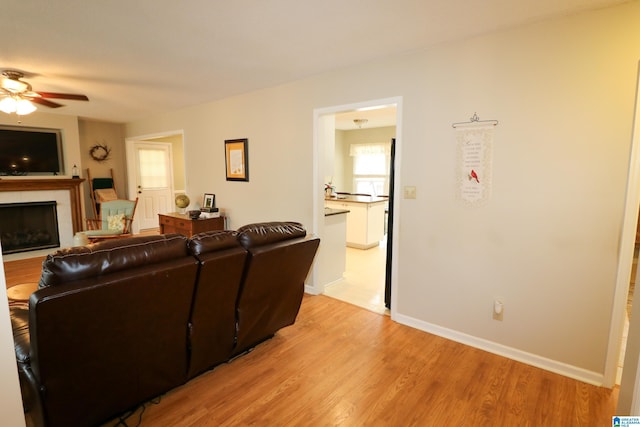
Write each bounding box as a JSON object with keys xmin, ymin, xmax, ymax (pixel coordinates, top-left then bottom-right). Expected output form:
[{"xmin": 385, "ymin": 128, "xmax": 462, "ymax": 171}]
[
  {"xmin": 318, "ymin": 208, "xmax": 349, "ymax": 287},
  {"xmin": 325, "ymin": 196, "xmax": 386, "ymax": 249}
]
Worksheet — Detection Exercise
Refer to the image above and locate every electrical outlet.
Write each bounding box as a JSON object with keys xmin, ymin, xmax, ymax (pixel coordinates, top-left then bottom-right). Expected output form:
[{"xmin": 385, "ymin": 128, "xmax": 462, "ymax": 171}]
[
  {"xmin": 404, "ymin": 186, "xmax": 416, "ymax": 199},
  {"xmin": 493, "ymin": 299, "xmax": 504, "ymax": 321}
]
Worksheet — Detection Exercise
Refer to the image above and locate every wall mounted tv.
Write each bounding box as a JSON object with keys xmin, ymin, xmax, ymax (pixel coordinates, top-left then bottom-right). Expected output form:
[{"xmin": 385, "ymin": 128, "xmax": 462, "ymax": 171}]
[{"xmin": 0, "ymin": 125, "xmax": 64, "ymax": 176}]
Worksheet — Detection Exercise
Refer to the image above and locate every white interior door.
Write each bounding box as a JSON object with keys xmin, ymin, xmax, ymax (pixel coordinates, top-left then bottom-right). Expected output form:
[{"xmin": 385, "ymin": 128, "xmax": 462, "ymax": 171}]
[{"xmin": 132, "ymin": 141, "xmax": 174, "ymax": 231}]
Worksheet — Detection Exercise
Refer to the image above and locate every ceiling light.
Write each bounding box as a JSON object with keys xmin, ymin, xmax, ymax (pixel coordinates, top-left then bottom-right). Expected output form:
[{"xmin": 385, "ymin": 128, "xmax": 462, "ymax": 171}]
[
  {"xmin": 1, "ymin": 70, "xmax": 31, "ymax": 93},
  {"xmin": 16, "ymin": 98, "xmax": 36, "ymax": 115},
  {"xmin": 0, "ymin": 96, "xmax": 37, "ymax": 115},
  {"xmin": 0, "ymin": 97, "xmax": 17, "ymax": 114},
  {"xmin": 353, "ymin": 119, "xmax": 368, "ymax": 128},
  {"xmin": 2, "ymin": 77, "xmax": 29, "ymax": 93}
]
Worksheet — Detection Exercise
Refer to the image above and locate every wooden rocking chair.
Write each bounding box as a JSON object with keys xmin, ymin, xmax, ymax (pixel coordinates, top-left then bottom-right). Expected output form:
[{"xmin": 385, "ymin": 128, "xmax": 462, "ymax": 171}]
[{"xmin": 84, "ymin": 198, "xmax": 138, "ymax": 242}]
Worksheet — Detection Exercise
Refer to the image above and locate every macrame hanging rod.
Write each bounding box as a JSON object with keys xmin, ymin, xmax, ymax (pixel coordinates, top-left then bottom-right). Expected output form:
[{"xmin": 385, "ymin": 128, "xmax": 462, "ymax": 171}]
[{"xmin": 452, "ymin": 112, "xmax": 499, "ymax": 128}]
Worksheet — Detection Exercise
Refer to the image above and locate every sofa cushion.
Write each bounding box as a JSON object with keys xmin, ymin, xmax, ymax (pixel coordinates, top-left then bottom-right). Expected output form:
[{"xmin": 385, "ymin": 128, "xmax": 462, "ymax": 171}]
[
  {"xmin": 187, "ymin": 230, "xmax": 240, "ymax": 256},
  {"xmin": 10, "ymin": 304, "xmax": 30, "ymax": 364},
  {"xmin": 38, "ymin": 233, "xmax": 188, "ymax": 288},
  {"xmin": 236, "ymin": 221, "xmax": 306, "ymax": 249},
  {"xmin": 186, "ymin": 232, "xmax": 248, "ymax": 378}
]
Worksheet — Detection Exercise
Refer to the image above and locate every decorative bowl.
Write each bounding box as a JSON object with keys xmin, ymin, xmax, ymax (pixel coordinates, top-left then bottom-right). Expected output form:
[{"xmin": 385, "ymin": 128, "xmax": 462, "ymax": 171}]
[{"xmin": 188, "ymin": 210, "xmax": 201, "ymax": 220}]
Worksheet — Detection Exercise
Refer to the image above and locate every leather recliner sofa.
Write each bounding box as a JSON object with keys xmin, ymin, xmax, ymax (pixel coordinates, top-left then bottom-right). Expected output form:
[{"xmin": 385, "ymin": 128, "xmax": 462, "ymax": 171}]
[
  {"xmin": 10, "ymin": 221, "xmax": 320, "ymax": 427},
  {"xmin": 234, "ymin": 222, "xmax": 323, "ymax": 354}
]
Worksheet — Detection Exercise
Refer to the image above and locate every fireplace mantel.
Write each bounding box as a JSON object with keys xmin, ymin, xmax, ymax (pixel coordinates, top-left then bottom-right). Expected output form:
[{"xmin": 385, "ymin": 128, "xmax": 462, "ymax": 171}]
[{"xmin": 0, "ymin": 178, "xmax": 85, "ymax": 233}]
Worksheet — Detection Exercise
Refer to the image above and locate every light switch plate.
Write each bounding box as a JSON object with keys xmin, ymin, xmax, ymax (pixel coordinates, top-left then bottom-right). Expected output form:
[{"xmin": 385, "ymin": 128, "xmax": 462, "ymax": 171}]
[{"xmin": 404, "ymin": 186, "xmax": 416, "ymax": 199}]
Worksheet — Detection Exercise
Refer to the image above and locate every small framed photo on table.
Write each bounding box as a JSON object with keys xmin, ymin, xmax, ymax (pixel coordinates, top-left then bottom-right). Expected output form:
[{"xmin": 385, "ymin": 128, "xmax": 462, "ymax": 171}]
[
  {"xmin": 225, "ymin": 138, "xmax": 249, "ymax": 181},
  {"xmin": 203, "ymin": 193, "xmax": 215, "ymax": 209}
]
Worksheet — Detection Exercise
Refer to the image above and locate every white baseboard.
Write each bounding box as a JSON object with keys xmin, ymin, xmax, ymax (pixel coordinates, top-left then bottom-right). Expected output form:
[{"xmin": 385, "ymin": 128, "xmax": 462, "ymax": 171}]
[
  {"xmin": 393, "ymin": 313, "xmax": 604, "ymax": 387},
  {"xmin": 305, "ymin": 284, "xmax": 321, "ymax": 295}
]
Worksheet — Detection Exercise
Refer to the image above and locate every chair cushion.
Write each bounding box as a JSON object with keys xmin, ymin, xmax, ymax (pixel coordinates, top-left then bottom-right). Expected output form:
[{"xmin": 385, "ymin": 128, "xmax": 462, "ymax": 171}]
[
  {"xmin": 83, "ymin": 229, "xmax": 125, "ymax": 237},
  {"xmin": 107, "ymin": 213, "xmax": 125, "ymax": 231},
  {"xmin": 95, "ymin": 188, "xmax": 118, "ymax": 202}
]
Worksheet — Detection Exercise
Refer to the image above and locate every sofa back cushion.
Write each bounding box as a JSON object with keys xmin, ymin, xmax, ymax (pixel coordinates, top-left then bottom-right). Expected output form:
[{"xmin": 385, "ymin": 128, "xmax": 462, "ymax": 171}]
[
  {"xmin": 29, "ymin": 237, "xmax": 199, "ymax": 427},
  {"xmin": 38, "ymin": 234, "xmax": 188, "ymax": 288},
  {"xmin": 234, "ymin": 221, "xmax": 319, "ymax": 354},
  {"xmin": 186, "ymin": 230, "xmax": 247, "ymax": 378},
  {"xmin": 187, "ymin": 229, "xmax": 240, "ymax": 255},
  {"xmin": 236, "ymin": 221, "xmax": 306, "ymax": 249}
]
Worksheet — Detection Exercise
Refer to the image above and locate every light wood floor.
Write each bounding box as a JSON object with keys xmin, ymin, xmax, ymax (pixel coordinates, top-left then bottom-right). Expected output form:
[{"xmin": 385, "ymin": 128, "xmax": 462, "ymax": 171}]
[
  {"xmin": 4, "ymin": 256, "xmax": 619, "ymax": 426},
  {"xmin": 324, "ymin": 240, "xmax": 388, "ymax": 314}
]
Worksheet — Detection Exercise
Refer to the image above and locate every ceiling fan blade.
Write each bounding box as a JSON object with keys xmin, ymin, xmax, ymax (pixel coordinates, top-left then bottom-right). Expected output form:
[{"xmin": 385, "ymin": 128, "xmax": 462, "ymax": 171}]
[
  {"xmin": 31, "ymin": 97, "xmax": 64, "ymax": 108},
  {"xmin": 35, "ymin": 91, "xmax": 89, "ymax": 101}
]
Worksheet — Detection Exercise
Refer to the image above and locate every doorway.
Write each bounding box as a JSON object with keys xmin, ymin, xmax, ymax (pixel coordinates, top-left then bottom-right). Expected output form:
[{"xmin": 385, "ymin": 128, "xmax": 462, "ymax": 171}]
[
  {"xmin": 613, "ymin": 64, "xmax": 640, "ymax": 404},
  {"xmin": 125, "ymin": 131, "xmax": 186, "ymax": 233},
  {"xmin": 313, "ymin": 98, "xmax": 401, "ymax": 316},
  {"xmin": 130, "ymin": 141, "xmax": 174, "ymax": 230}
]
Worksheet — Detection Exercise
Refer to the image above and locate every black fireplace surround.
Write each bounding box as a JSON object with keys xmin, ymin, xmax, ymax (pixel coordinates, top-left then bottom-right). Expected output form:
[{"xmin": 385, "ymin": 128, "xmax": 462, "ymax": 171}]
[{"xmin": 0, "ymin": 201, "xmax": 60, "ymax": 254}]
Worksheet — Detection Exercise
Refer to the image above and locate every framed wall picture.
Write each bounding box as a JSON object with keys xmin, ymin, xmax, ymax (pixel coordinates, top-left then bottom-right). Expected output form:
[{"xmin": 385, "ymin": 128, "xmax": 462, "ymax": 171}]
[
  {"xmin": 203, "ymin": 193, "xmax": 215, "ymax": 209},
  {"xmin": 225, "ymin": 138, "xmax": 249, "ymax": 181}
]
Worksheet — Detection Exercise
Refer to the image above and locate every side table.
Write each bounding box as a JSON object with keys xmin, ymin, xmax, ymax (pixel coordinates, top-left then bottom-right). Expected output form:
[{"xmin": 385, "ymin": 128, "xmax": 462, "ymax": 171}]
[
  {"xmin": 7, "ymin": 282, "xmax": 38, "ymax": 302},
  {"xmin": 158, "ymin": 212, "xmax": 225, "ymax": 238}
]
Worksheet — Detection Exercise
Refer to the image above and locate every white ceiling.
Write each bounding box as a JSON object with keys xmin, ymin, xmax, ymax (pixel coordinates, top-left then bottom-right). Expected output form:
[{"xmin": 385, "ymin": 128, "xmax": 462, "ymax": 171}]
[
  {"xmin": 335, "ymin": 107, "xmax": 398, "ymax": 131},
  {"xmin": 0, "ymin": 0, "xmax": 627, "ymax": 123}
]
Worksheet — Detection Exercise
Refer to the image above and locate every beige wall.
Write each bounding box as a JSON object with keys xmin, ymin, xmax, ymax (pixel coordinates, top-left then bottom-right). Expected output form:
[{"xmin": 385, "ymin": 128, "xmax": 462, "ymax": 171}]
[
  {"xmin": 78, "ymin": 119, "xmax": 127, "ymax": 217},
  {"xmin": 125, "ymin": 1, "xmax": 640, "ymax": 388}
]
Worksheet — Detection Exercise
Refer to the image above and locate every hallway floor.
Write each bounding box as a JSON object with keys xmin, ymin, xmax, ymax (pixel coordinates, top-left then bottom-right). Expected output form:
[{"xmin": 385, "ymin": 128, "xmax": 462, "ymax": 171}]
[{"xmin": 323, "ymin": 237, "xmax": 388, "ymax": 315}]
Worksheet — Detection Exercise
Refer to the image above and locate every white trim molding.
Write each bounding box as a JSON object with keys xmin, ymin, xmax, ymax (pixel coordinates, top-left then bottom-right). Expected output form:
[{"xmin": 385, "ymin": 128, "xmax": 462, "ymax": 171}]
[{"xmin": 394, "ymin": 313, "xmax": 604, "ymax": 387}]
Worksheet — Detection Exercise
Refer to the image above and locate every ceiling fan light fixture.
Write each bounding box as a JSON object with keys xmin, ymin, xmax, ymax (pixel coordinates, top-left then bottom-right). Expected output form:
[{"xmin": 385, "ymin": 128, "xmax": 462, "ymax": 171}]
[
  {"xmin": 16, "ymin": 98, "xmax": 36, "ymax": 115},
  {"xmin": 0, "ymin": 96, "xmax": 37, "ymax": 115},
  {"xmin": 353, "ymin": 118, "xmax": 368, "ymax": 128},
  {"xmin": 2, "ymin": 77, "xmax": 29, "ymax": 93},
  {"xmin": 0, "ymin": 97, "xmax": 17, "ymax": 114},
  {"xmin": 0, "ymin": 70, "xmax": 89, "ymax": 111}
]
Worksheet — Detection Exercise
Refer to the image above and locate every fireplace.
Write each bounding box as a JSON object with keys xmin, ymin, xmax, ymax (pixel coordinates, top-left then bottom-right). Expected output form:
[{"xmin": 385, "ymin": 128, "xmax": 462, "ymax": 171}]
[
  {"xmin": 0, "ymin": 179, "xmax": 84, "ymax": 259},
  {"xmin": 0, "ymin": 201, "xmax": 60, "ymax": 254}
]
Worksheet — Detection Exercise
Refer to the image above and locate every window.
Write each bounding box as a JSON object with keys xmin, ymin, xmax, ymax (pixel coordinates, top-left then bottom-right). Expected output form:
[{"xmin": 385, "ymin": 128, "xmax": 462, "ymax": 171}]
[
  {"xmin": 350, "ymin": 143, "xmax": 390, "ymax": 196},
  {"xmin": 138, "ymin": 148, "xmax": 168, "ymax": 189}
]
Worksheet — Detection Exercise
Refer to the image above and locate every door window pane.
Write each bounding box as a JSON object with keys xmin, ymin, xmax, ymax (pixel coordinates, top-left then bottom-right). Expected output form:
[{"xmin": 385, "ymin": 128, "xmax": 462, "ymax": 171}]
[{"xmin": 139, "ymin": 149, "xmax": 168, "ymax": 189}]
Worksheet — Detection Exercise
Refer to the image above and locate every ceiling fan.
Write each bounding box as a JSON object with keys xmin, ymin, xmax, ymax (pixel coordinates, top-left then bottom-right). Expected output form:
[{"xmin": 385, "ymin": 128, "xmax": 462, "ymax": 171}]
[{"xmin": 0, "ymin": 70, "xmax": 89, "ymax": 114}]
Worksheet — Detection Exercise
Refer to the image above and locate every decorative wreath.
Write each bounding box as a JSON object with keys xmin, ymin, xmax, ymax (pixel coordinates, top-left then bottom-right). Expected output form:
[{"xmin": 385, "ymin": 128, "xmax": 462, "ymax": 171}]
[{"xmin": 89, "ymin": 143, "xmax": 112, "ymax": 162}]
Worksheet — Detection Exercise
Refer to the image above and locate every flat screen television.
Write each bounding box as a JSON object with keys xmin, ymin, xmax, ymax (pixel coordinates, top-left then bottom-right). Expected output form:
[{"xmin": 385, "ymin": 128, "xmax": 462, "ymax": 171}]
[{"xmin": 0, "ymin": 125, "xmax": 64, "ymax": 176}]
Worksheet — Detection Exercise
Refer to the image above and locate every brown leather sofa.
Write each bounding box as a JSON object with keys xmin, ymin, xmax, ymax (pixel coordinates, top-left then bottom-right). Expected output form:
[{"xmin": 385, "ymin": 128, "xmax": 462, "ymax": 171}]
[
  {"xmin": 186, "ymin": 229, "xmax": 247, "ymax": 379},
  {"xmin": 10, "ymin": 222, "xmax": 319, "ymax": 427},
  {"xmin": 234, "ymin": 222, "xmax": 322, "ymax": 354}
]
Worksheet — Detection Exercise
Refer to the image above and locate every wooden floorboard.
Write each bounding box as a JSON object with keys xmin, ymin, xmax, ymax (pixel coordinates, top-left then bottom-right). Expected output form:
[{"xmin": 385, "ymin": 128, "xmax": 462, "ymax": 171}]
[
  {"xmin": 3, "ymin": 256, "xmax": 45, "ymax": 288},
  {"xmin": 3, "ymin": 256, "xmax": 619, "ymax": 426}
]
